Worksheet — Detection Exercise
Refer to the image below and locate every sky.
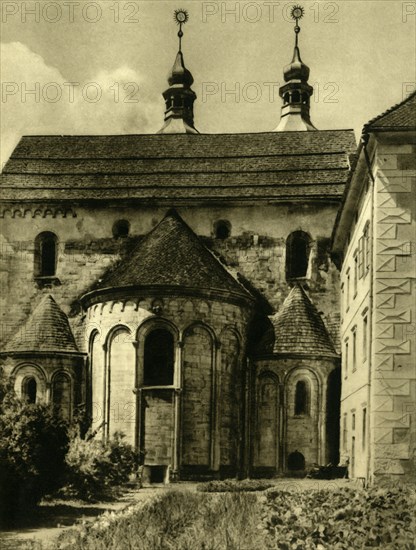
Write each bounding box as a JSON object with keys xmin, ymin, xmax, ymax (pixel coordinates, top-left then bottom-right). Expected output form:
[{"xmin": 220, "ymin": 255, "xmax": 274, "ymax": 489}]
[{"xmin": 1, "ymin": 0, "xmax": 415, "ymax": 166}]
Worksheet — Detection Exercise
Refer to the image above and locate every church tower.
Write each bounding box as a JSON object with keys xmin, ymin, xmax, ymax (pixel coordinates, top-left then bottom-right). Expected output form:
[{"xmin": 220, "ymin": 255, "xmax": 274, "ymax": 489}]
[
  {"xmin": 158, "ymin": 10, "xmax": 199, "ymax": 134},
  {"xmin": 275, "ymin": 6, "xmax": 316, "ymax": 131}
]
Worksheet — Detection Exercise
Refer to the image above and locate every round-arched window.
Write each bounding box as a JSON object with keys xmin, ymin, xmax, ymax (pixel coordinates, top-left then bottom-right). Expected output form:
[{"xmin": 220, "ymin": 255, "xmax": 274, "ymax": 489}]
[
  {"xmin": 143, "ymin": 329, "xmax": 174, "ymax": 386},
  {"xmin": 214, "ymin": 220, "xmax": 231, "ymax": 240},
  {"xmin": 23, "ymin": 377, "xmax": 37, "ymax": 404},
  {"xmin": 112, "ymin": 219, "xmax": 130, "ymax": 238}
]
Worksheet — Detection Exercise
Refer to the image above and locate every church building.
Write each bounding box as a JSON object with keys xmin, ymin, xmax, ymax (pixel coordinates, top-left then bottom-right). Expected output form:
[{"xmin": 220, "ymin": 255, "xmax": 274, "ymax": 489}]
[{"xmin": 0, "ymin": 8, "xmax": 357, "ymax": 482}]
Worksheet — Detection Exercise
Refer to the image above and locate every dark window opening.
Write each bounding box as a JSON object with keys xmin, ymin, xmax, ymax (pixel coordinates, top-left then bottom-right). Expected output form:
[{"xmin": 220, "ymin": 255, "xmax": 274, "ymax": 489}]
[
  {"xmin": 326, "ymin": 367, "xmax": 341, "ymax": 465},
  {"xmin": 143, "ymin": 329, "xmax": 174, "ymax": 386},
  {"xmin": 214, "ymin": 220, "xmax": 231, "ymax": 240},
  {"xmin": 292, "ymin": 91, "xmax": 301, "ymax": 103},
  {"xmin": 286, "ymin": 231, "xmax": 311, "ymax": 280},
  {"xmin": 112, "ymin": 219, "xmax": 130, "ymax": 239},
  {"xmin": 294, "ymin": 380, "xmax": 309, "ymax": 415},
  {"xmin": 23, "ymin": 377, "xmax": 37, "ymax": 404},
  {"xmin": 287, "ymin": 451, "xmax": 305, "ymax": 471},
  {"xmin": 149, "ymin": 465, "xmax": 166, "ymax": 483},
  {"xmin": 35, "ymin": 232, "xmax": 58, "ymax": 277},
  {"xmin": 284, "ymin": 92, "xmax": 290, "ymax": 104}
]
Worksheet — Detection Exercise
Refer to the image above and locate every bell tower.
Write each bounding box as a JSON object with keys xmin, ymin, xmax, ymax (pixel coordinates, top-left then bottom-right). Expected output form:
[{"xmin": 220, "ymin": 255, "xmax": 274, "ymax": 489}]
[
  {"xmin": 158, "ymin": 9, "xmax": 199, "ymax": 134},
  {"xmin": 275, "ymin": 6, "xmax": 316, "ymax": 132}
]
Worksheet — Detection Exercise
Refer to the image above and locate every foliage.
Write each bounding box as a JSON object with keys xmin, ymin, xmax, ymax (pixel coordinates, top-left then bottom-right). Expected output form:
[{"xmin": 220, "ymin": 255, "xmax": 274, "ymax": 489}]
[
  {"xmin": 197, "ymin": 478, "xmax": 274, "ymax": 492},
  {"xmin": 0, "ymin": 370, "xmax": 69, "ymax": 523},
  {"xmin": 262, "ymin": 485, "xmax": 416, "ymax": 549},
  {"xmin": 62, "ymin": 430, "xmax": 139, "ymax": 501},
  {"xmin": 53, "ymin": 490, "xmax": 268, "ymax": 550}
]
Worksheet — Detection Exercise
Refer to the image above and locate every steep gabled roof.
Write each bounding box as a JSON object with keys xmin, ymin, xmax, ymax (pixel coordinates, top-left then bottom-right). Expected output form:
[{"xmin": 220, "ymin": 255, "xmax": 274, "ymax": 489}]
[
  {"xmin": 269, "ymin": 285, "xmax": 337, "ymax": 357},
  {"xmin": 87, "ymin": 210, "xmax": 252, "ymax": 301},
  {"xmin": 4, "ymin": 295, "xmax": 79, "ymax": 354},
  {"xmin": 0, "ymin": 130, "xmax": 356, "ymax": 203},
  {"xmin": 364, "ymin": 91, "xmax": 416, "ymax": 131}
]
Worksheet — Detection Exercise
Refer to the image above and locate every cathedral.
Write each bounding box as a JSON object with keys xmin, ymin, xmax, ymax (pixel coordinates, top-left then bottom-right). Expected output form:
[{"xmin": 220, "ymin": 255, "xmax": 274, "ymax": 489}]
[{"xmin": 0, "ymin": 9, "xmax": 358, "ymax": 482}]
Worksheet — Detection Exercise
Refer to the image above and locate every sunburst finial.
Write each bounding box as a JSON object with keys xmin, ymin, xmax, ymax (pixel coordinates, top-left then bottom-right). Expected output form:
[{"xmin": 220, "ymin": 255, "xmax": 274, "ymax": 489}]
[
  {"xmin": 290, "ymin": 5, "xmax": 304, "ymax": 47},
  {"xmin": 174, "ymin": 9, "xmax": 189, "ymax": 51}
]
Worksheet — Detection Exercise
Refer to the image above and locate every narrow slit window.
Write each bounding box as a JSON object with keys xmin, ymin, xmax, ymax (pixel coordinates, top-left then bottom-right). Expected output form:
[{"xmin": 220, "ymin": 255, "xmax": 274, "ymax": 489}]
[
  {"xmin": 35, "ymin": 232, "xmax": 58, "ymax": 277},
  {"xmin": 286, "ymin": 231, "xmax": 311, "ymax": 280},
  {"xmin": 294, "ymin": 380, "xmax": 309, "ymax": 415}
]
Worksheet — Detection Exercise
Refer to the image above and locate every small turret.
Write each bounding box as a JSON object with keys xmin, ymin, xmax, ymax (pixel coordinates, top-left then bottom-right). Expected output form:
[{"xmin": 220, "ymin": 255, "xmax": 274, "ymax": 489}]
[
  {"xmin": 275, "ymin": 5, "xmax": 317, "ymax": 132},
  {"xmin": 158, "ymin": 9, "xmax": 199, "ymax": 134}
]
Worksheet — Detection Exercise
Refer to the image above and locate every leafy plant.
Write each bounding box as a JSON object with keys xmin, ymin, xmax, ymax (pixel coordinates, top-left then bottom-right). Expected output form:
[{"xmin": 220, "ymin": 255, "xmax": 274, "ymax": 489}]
[
  {"xmin": 62, "ymin": 430, "xmax": 139, "ymax": 501},
  {"xmin": 0, "ymin": 370, "xmax": 69, "ymax": 524}
]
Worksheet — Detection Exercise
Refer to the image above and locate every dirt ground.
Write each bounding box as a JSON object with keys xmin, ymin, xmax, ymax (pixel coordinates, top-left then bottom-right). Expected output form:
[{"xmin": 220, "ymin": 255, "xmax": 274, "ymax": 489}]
[{"xmin": 0, "ymin": 479, "xmax": 354, "ymax": 549}]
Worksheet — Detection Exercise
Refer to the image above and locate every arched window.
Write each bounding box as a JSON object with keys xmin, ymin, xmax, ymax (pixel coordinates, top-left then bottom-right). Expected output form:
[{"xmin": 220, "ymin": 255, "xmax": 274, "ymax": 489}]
[
  {"xmin": 112, "ymin": 219, "xmax": 130, "ymax": 238},
  {"xmin": 23, "ymin": 377, "xmax": 37, "ymax": 404},
  {"xmin": 34, "ymin": 232, "xmax": 58, "ymax": 277},
  {"xmin": 143, "ymin": 329, "xmax": 174, "ymax": 386},
  {"xmin": 287, "ymin": 450, "xmax": 305, "ymax": 470},
  {"xmin": 214, "ymin": 220, "xmax": 231, "ymax": 240},
  {"xmin": 286, "ymin": 231, "xmax": 311, "ymax": 280},
  {"xmin": 294, "ymin": 380, "xmax": 309, "ymax": 415}
]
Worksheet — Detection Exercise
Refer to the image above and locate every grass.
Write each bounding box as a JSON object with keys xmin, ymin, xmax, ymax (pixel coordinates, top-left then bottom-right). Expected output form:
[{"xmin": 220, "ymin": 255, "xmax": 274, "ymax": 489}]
[
  {"xmin": 22, "ymin": 483, "xmax": 416, "ymax": 550},
  {"xmin": 53, "ymin": 490, "xmax": 267, "ymax": 550}
]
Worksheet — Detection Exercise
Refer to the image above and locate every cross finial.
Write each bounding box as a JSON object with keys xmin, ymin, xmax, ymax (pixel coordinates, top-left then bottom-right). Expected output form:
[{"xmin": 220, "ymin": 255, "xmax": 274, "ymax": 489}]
[{"xmin": 174, "ymin": 9, "xmax": 189, "ymax": 52}]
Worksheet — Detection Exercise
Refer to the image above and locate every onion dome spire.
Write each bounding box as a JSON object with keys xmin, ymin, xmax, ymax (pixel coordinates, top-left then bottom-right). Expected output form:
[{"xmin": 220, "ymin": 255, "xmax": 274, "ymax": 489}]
[
  {"xmin": 158, "ymin": 9, "xmax": 199, "ymax": 134},
  {"xmin": 275, "ymin": 6, "xmax": 316, "ymax": 131}
]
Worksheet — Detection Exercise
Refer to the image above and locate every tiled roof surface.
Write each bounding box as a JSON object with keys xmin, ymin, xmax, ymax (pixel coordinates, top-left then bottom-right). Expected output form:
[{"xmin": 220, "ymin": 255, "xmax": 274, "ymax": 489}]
[
  {"xmin": 365, "ymin": 91, "xmax": 416, "ymax": 130},
  {"xmin": 91, "ymin": 210, "xmax": 252, "ymax": 299},
  {"xmin": 258, "ymin": 285, "xmax": 337, "ymax": 357},
  {"xmin": 5, "ymin": 295, "xmax": 79, "ymax": 353},
  {"xmin": 0, "ymin": 130, "xmax": 356, "ymax": 202}
]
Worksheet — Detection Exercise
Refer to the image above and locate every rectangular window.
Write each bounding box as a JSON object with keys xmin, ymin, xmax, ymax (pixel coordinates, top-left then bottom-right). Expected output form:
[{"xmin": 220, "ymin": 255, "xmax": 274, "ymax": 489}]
[
  {"xmin": 353, "ymin": 251, "xmax": 358, "ymax": 297},
  {"xmin": 341, "ymin": 283, "xmax": 345, "ymax": 320},
  {"xmin": 352, "ymin": 412, "xmax": 356, "ymax": 431},
  {"xmin": 352, "ymin": 327, "xmax": 357, "ymax": 372},
  {"xmin": 344, "ymin": 338, "xmax": 349, "ymax": 378},
  {"xmin": 358, "ymin": 236, "xmax": 364, "ymax": 278},
  {"xmin": 346, "ymin": 268, "xmax": 350, "ymax": 309},
  {"xmin": 364, "ymin": 222, "xmax": 371, "ymax": 275},
  {"xmin": 363, "ymin": 315, "xmax": 368, "ymax": 362},
  {"xmin": 362, "ymin": 408, "xmax": 367, "ymax": 450}
]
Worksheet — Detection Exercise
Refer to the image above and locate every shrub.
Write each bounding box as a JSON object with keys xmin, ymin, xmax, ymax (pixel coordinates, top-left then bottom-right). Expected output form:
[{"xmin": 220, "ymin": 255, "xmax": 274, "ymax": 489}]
[
  {"xmin": 62, "ymin": 430, "xmax": 139, "ymax": 501},
  {"xmin": 197, "ymin": 478, "xmax": 274, "ymax": 493},
  {"xmin": 0, "ymin": 372, "xmax": 69, "ymax": 524},
  {"xmin": 262, "ymin": 485, "xmax": 416, "ymax": 549}
]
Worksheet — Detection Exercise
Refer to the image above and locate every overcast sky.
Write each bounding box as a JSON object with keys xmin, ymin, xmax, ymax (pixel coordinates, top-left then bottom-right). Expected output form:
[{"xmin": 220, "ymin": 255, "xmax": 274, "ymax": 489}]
[{"xmin": 1, "ymin": 1, "xmax": 415, "ymax": 165}]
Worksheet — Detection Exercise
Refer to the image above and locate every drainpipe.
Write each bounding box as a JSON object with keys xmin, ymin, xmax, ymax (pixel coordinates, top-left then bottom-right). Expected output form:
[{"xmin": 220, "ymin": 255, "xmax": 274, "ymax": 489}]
[{"xmin": 361, "ymin": 131, "xmax": 375, "ymax": 485}]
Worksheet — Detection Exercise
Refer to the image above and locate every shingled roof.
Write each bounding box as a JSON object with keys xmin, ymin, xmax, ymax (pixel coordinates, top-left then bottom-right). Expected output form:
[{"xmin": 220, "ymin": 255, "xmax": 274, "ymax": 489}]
[
  {"xmin": 0, "ymin": 130, "xmax": 356, "ymax": 203},
  {"xmin": 3, "ymin": 295, "xmax": 79, "ymax": 354},
  {"xmin": 364, "ymin": 91, "xmax": 416, "ymax": 131},
  {"xmin": 258, "ymin": 285, "xmax": 337, "ymax": 357},
  {"xmin": 83, "ymin": 210, "xmax": 253, "ymax": 304}
]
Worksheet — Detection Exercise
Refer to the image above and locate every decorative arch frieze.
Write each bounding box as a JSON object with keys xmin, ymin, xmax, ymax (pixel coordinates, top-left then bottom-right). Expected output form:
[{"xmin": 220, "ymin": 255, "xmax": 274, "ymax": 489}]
[{"xmin": 0, "ymin": 206, "xmax": 77, "ymax": 219}]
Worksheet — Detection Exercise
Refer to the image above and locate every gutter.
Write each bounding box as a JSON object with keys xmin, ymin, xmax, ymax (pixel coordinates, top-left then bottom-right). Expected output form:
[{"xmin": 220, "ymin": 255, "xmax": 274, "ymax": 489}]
[{"xmin": 361, "ymin": 131, "xmax": 375, "ymax": 485}]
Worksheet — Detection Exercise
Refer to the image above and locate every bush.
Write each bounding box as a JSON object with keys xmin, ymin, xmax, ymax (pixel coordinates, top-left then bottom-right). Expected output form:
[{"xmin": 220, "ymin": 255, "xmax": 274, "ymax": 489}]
[
  {"xmin": 262, "ymin": 485, "xmax": 416, "ymax": 549},
  {"xmin": 0, "ymin": 373, "xmax": 69, "ymax": 523},
  {"xmin": 62, "ymin": 430, "xmax": 139, "ymax": 501},
  {"xmin": 197, "ymin": 478, "xmax": 274, "ymax": 493}
]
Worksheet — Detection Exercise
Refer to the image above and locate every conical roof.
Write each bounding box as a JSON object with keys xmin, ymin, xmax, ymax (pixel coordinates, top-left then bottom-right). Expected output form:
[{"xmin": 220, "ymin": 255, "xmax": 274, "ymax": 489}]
[
  {"xmin": 269, "ymin": 285, "xmax": 337, "ymax": 357},
  {"xmin": 90, "ymin": 210, "xmax": 252, "ymax": 300},
  {"xmin": 5, "ymin": 295, "xmax": 79, "ymax": 353}
]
